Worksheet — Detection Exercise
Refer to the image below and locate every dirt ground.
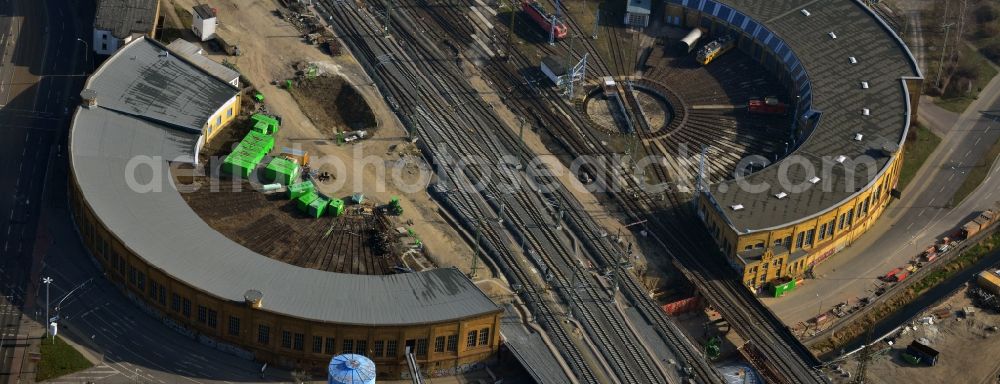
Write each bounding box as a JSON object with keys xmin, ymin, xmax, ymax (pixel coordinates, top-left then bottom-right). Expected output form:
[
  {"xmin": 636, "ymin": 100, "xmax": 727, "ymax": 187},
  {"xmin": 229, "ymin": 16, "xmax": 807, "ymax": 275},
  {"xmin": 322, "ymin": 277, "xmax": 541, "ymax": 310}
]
[
  {"xmin": 161, "ymin": 0, "xmax": 478, "ymax": 277},
  {"xmin": 288, "ymin": 72, "xmax": 377, "ymax": 135},
  {"xmin": 830, "ymin": 284, "xmax": 1000, "ymax": 384}
]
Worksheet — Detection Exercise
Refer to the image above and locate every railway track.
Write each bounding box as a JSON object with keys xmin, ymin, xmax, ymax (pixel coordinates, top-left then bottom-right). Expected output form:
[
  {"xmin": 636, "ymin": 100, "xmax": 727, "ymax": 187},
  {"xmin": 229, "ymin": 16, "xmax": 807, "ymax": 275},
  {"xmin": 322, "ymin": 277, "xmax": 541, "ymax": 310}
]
[
  {"xmin": 314, "ymin": 1, "xmax": 607, "ymax": 382},
  {"xmin": 477, "ymin": 4, "xmax": 828, "ymax": 384},
  {"xmin": 314, "ymin": 0, "xmax": 825, "ymax": 382}
]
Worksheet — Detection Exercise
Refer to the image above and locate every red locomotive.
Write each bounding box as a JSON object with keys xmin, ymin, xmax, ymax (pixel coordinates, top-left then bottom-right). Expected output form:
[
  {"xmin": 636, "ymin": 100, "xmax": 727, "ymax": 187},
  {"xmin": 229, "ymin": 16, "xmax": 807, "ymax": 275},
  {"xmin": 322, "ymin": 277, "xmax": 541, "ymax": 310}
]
[
  {"xmin": 747, "ymin": 96, "xmax": 788, "ymax": 115},
  {"xmin": 522, "ymin": 0, "xmax": 568, "ymax": 40}
]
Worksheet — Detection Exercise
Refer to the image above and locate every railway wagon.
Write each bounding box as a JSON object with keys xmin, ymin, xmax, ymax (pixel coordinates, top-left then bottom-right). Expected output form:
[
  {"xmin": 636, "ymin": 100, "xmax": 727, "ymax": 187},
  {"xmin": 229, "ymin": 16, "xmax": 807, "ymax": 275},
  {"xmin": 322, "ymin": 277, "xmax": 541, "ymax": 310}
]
[
  {"xmin": 522, "ymin": 0, "xmax": 568, "ymax": 40},
  {"xmin": 696, "ymin": 35, "xmax": 735, "ymax": 65}
]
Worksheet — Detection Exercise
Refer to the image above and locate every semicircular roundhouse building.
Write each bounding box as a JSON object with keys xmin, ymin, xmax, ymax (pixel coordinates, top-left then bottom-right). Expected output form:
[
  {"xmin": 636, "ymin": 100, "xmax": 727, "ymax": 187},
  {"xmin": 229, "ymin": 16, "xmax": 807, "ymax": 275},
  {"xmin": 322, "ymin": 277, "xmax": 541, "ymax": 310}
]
[
  {"xmin": 662, "ymin": 0, "xmax": 921, "ymax": 291},
  {"xmin": 69, "ymin": 36, "xmax": 501, "ymax": 377}
]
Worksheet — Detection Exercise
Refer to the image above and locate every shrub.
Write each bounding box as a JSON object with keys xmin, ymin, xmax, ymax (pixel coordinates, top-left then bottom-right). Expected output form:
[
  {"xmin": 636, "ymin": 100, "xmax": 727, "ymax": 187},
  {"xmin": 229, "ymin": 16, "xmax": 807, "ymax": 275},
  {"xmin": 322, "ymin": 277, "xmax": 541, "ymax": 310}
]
[
  {"xmin": 976, "ymin": 22, "xmax": 1000, "ymax": 39},
  {"xmin": 981, "ymin": 42, "xmax": 1000, "ymax": 63},
  {"xmin": 975, "ymin": 3, "xmax": 998, "ymax": 23}
]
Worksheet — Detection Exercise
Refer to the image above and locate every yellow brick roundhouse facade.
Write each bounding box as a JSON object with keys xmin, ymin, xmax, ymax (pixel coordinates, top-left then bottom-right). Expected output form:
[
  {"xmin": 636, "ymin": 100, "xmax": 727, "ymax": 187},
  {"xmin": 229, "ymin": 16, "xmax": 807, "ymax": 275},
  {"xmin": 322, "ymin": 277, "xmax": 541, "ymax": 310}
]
[{"xmin": 665, "ymin": 0, "xmax": 922, "ymax": 292}]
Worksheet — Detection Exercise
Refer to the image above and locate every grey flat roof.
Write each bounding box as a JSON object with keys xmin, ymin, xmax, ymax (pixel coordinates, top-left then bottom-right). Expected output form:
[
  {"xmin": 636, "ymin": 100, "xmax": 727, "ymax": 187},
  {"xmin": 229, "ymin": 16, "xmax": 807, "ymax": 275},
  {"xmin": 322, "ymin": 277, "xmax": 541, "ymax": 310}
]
[
  {"xmin": 87, "ymin": 37, "xmax": 237, "ymax": 134},
  {"xmin": 70, "ymin": 39, "xmax": 500, "ymax": 326},
  {"xmin": 541, "ymin": 56, "xmax": 566, "ymax": 75},
  {"xmin": 193, "ymin": 4, "xmax": 215, "ymax": 20},
  {"xmin": 703, "ymin": 0, "xmax": 920, "ymax": 233},
  {"xmin": 94, "ymin": 0, "xmax": 159, "ymax": 39},
  {"xmin": 627, "ymin": 0, "xmax": 652, "ymax": 15},
  {"xmin": 166, "ymin": 40, "xmax": 240, "ymax": 84}
]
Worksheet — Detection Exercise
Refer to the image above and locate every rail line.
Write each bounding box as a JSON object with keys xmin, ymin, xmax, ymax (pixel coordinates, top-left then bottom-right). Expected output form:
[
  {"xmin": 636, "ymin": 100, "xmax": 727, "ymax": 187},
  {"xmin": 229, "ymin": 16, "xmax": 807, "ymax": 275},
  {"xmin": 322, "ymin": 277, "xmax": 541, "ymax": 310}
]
[{"xmin": 481, "ymin": 4, "xmax": 828, "ymax": 383}]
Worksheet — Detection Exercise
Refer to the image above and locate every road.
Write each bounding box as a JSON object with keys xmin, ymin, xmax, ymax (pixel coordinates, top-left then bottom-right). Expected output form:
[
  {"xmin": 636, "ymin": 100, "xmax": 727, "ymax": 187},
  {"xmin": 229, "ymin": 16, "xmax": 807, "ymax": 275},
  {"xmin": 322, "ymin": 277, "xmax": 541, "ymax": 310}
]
[
  {"xmin": 0, "ymin": 0, "xmax": 304, "ymax": 383},
  {"xmin": 765, "ymin": 72, "xmax": 1000, "ymax": 326},
  {"xmin": 0, "ymin": 0, "xmax": 62, "ymax": 378}
]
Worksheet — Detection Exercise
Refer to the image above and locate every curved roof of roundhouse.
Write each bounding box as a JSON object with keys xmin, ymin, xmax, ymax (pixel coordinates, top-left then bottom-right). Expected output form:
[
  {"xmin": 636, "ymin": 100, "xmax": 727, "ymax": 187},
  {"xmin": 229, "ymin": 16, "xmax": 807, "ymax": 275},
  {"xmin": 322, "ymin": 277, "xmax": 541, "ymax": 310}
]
[
  {"xmin": 691, "ymin": 0, "xmax": 921, "ymax": 232},
  {"xmin": 70, "ymin": 37, "xmax": 499, "ymax": 326}
]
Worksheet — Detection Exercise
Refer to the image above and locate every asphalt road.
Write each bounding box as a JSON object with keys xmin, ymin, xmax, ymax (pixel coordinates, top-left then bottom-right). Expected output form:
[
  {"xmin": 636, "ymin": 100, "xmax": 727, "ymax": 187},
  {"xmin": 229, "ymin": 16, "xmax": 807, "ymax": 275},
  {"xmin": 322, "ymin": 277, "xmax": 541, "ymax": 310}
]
[
  {"xmin": 0, "ymin": 0, "xmax": 58, "ymax": 378},
  {"xmin": 765, "ymin": 74, "xmax": 1000, "ymax": 325}
]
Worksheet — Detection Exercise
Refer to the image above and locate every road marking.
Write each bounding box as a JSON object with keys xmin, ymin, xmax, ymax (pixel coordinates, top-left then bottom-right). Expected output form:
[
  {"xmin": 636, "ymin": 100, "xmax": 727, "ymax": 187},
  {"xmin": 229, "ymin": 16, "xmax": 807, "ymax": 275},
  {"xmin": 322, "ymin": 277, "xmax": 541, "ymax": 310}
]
[
  {"xmin": 929, "ymin": 197, "xmax": 936, "ymax": 205},
  {"xmin": 906, "ymin": 222, "xmax": 914, "ymax": 230},
  {"xmin": 918, "ymin": 208, "xmax": 926, "ymax": 217},
  {"xmin": 948, "ymin": 173, "xmax": 955, "ymax": 181},
  {"xmin": 976, "ymin": 137, "xmax": 982, "ymax": 146},
  {"xmin": 939, "ymin": 185, "xmax": 946, "ymax": 192}
]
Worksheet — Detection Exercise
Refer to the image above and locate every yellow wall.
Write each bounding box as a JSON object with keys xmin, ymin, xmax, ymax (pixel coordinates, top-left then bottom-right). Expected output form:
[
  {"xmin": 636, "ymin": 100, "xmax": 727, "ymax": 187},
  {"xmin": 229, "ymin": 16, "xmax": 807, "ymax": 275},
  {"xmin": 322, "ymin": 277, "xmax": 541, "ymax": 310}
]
[
  {"xmin": 69, "ymin": 178, "xmax": 501, "ymax": 378},
  {"xmin": 699, "ymin": 148, "xmax": 905, "ymax": 290},
  {"xmin": 204, "ymin": 95, "xmax": 241, "ymax": 143}
]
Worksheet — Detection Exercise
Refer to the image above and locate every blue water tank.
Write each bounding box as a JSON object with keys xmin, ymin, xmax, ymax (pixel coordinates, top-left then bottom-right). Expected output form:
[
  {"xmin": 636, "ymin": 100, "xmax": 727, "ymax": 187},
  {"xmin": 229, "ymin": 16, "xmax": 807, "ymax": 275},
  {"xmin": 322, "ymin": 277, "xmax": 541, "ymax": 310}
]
[{"xmin": 328, "ymin": 354, "xmax": 376, "ymax": 384}]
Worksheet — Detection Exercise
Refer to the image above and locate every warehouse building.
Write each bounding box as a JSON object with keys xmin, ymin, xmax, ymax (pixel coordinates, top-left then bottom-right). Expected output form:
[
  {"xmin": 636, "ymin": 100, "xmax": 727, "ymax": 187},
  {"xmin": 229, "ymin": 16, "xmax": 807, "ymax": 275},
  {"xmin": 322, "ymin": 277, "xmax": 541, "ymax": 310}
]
[
  {"xmin": 663, "ymin": 0, "xmax": 921, "ymax": 292},
  {"xmin": 69, "ymin": 36, "xmax": 502, "ymax": 377},
  {"xmin": 92, "ymin": 0, "xmax": 161, "ymax": 55}
]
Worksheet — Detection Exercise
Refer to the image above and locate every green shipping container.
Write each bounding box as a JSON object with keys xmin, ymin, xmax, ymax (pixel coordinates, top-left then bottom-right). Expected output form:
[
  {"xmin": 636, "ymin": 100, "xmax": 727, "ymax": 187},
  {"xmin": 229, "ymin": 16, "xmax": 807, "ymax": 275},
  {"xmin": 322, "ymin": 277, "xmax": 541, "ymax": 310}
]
[
  {"xmin": 297, "ymin": 192, "xmax": 319, "ymax": 213},
  {"xmin": 250, "ymin": 114, "xmax": 280, "ymax": 134},
  {"xmin": 287, "ymin": 181, "xmax": 314, "ymax": 200},
  {"xmin": 329, "ymin": 198, "xmax": 345, "ymax": 217},
  {"xmin": 264, "ymin": 157, "xmax": 299, "ymax": 185},
  {"xmin": 308, "ymin": 197, "xmax": 330, "ymax": 218},
  {"xmin": 222, "ymin": 155, "xmax": 256, "ymax": 178},
  {"xmin": 242, "ymin": 131, "xmax": 275, "ymax": 152},
  {"xmin": 252, "ymin": 121, "xmax": 273, "ymax": 135}
]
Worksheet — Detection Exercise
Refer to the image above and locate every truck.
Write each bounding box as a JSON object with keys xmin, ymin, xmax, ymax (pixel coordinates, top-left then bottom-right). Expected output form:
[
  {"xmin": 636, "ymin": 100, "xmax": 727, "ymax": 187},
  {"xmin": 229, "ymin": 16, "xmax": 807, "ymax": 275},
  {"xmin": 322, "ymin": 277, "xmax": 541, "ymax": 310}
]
[
  {"xmin": 960, "ymin": 209, "xmax": 997, "ymax": 239},
  {"xmin": 906, "ymin": 340, "xmax": 940, "ymax": 366},
  {"xmin": 748, "ymin": 97, "xmax": 789, "ymax": 115}
]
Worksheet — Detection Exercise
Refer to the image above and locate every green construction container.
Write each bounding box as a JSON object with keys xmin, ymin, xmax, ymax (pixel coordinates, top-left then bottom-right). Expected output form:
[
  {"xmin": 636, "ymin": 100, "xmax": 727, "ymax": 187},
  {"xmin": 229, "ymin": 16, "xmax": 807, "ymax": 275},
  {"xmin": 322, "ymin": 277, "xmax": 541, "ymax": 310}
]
[
  {"xmin": 308, "ymin": 197, "xmax": 330, "ymax": 218},
  {"xmin": 242, "ymin": 131, "xmax": 275, "ymax": 152},
  {"xmin": 770, "ymin": 279, "xmax": 796, "ymax": 297},
  {"xmin": 250, "ymin": 114, "xmax": 280, "ymax": 134},
  {"xmin": 287, "ymin": 181, "xmax": 314, "ymax": 200},
  {"xmin": 222, "ymin": 155, "xmax": 256, "ymax": 178},
  {"xmin": 251, "ymin": 121, "xmax": 272, "ymax": 135},
  {"xmin": 264, "ymin": 157, "xmax": 300, "ymax": 185},
  {"xmin": 329, "ymin": 198, "xmax": 345, "ymax": 217},
  {"xmin": 297, "ymin": 192, "xmax": 319, "ymax": 213}
]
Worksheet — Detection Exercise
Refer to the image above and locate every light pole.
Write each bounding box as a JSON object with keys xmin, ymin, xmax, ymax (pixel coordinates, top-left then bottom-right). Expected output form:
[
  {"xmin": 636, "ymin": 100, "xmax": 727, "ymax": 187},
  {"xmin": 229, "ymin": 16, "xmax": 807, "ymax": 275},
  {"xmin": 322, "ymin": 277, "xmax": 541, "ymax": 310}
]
[
  {"xmin": 75, "ymin": 38, "xmax": 90, "ymax": 70},
  {"xmin": 42, "ymin": 277, "xmax": 53, "ymax": 336}
]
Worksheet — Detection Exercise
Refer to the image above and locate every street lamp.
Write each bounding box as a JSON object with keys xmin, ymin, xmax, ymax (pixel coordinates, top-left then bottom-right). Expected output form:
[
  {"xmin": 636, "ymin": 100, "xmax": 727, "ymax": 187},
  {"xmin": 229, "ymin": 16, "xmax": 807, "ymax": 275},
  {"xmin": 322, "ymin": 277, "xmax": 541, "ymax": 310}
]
[
  {"xmin": 42, "ymin": 277, "xmax": 53, "ymax": 337},
  {"xmin": 75, "ymin": 38, "xmax": 90, "ymax": 70}
]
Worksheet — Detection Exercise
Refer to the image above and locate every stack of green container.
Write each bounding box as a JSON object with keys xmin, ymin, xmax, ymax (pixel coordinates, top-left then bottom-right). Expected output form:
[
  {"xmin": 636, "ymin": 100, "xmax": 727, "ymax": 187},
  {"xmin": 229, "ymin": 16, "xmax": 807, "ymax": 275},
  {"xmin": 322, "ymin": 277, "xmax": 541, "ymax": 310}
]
[
  {"xmin": 250, "ymin": 114, "xmax": 280, "ymax": 135},
  {"xmin": 307, "ymin": 196, "xmax": 330, "ymax": 218},
  {"xmin": 221, "ymin": 131, "xmax": 276, "ymax": 177},
  {"xmin": 297, "ymin": 192, "xmax": 319, "ymax": 212},
  {"xmin": 263, "ymin": 157, "xmax": 300, "ymax": 185},
  {"xmin": 287, "ymin": 181, "xmax": 314, "ymax": 200},
  {"xmin": 329, "ymin": 198, "xmax": 345, "ymax": 217}
]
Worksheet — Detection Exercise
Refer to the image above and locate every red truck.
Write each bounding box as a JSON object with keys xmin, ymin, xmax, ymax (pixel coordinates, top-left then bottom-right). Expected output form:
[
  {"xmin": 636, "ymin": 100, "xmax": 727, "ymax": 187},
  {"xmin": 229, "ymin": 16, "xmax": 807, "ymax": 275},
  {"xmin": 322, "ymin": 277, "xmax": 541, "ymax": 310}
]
[{"xmin": 748, "ymin": 97, "xmax": 788, "ymax": 115}]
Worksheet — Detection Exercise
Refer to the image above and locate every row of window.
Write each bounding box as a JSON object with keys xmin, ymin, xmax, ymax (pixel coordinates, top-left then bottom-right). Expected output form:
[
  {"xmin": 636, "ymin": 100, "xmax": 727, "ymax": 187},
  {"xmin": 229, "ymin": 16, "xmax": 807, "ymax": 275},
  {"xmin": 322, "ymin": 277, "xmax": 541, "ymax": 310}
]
[
  {"xmin": 87, "ymin": 214, "xmax": 493, "ymax": 362},
  {"xmin": 207, "ymin": 107, "xmax": 235, "ymax": 137},
  {"xmin": 744, "ymin": 188, "xmax": 885, "ymax": 254}
]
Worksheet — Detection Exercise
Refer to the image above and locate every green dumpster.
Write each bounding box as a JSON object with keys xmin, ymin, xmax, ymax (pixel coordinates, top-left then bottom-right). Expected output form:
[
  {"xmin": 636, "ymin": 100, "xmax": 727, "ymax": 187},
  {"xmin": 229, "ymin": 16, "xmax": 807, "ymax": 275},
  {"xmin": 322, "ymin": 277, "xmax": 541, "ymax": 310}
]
[
  {"xmin": 308, "ymin": 197, "xmax": 330, "ymax": 218},
  {"xmin": 287, "ymin": 181, "xmax": 314, "ymax": 200},
  {"xmin": 329, "ymin": 198, "xmax": 345, "ymax": 217},
  {"xmin": 222, "ymin": 155, "xmax": 256, "ymax": 178},
  {"xmin": 264, "ymin": 157, "xmax": 300, "ymax": 185},
  {"xmin": 770, "ymin": 279, "xmax": 796, "ymax": 297},
  {"xmin": 297, "ymin": 192, "xmax": 319, "ymax": 213}
]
